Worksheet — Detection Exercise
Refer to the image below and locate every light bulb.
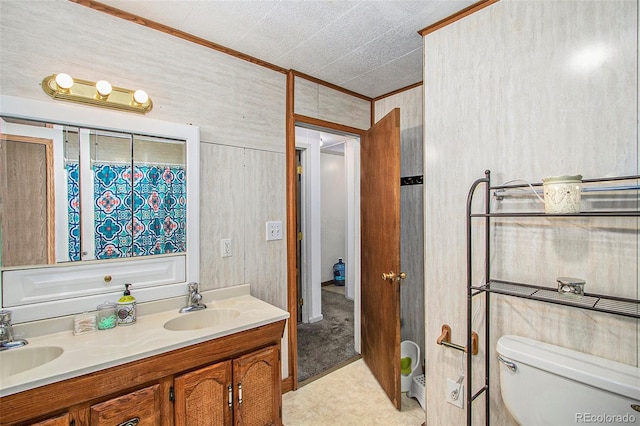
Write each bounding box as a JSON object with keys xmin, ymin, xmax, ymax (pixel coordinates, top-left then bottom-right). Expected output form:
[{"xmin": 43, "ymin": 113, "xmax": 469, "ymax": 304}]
[
  {"xmin": 55, "ymin": 73, "xmax": 74, "ymax": 90},
  {"xmin": 95, "ymin": 80, "xmax": 112, "ymax": 97},
  {"xmin": 133, "ymin": 89, "xmax": 148, "ymax": 104}
]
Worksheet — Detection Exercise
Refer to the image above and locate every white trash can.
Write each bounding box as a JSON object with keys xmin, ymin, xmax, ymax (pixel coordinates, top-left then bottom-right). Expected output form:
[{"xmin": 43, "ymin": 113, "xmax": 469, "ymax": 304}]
[{"xmin": 400, "ymin": 340, "xmax": 420, "ymax": 392}]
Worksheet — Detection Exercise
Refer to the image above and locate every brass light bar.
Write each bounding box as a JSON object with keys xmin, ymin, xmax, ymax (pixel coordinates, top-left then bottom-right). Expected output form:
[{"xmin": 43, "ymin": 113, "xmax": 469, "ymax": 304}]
[{"xmin": 41, "ymin": 73, "xmax": 153, "ymax": 114}]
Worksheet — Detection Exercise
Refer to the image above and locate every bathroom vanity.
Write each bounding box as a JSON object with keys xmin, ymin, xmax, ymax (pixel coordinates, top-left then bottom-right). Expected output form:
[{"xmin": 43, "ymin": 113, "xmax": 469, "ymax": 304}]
[{"xmin": 0, "ymin": 285, "xmax": 289, "ymax": 426}]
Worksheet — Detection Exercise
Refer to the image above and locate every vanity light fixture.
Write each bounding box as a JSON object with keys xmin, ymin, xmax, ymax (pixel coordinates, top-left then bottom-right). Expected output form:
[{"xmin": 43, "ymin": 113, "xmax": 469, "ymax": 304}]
[
  {"xmin": 41, "ymin": 73, "xmax": 153, "ymax": 114},
  {"xmin": 95, "ymin": 80, "xmax": 112, "ymax": 98},
  {"xmin": 55, "ymin": 73, "xmax": 74, "ymax": 90},
  {"xmin": 133, "ymin": 89, "xmax": 149, "ymax": 105}
]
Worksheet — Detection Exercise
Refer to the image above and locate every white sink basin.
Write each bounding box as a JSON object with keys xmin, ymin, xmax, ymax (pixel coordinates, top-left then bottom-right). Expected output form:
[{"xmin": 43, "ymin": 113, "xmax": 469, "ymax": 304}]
[
  {"xmin": 0, "ymin": 346, "xmax": 63, "ymax": 378},
  {"xmin": 164, "ymin": 309, "xmax": 241, "ymax": 331}
]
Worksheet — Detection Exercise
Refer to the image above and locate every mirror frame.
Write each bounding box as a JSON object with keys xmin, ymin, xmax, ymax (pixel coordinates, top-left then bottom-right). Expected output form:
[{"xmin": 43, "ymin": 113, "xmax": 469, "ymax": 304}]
[{"xmin": 0, "ymin": 95, "xmax": 199, "ymax": 323}]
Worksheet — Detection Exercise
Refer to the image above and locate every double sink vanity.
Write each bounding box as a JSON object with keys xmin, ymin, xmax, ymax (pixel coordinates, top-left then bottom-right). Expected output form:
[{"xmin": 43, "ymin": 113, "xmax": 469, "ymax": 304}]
[{"xmin": 0, "ymin": 284, "xmax": 289, "ymax": 425}]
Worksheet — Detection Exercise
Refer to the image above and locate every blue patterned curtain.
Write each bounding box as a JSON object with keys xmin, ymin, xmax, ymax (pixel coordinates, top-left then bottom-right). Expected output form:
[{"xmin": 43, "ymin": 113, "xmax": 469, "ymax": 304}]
[
  {"xmin": 66, "ymin": 163, "xmax": 81, "ymax": 261},
  {"xmin": 93, "ymin": 164, "xmax": 134, "ymax": 259},
  {"xmin": 132, "ymin": 165, "xmax": 186, "ymax": 256},
  {"xmin": 68, "ymin": 163, "xmax": 186, "ymax": 260}
]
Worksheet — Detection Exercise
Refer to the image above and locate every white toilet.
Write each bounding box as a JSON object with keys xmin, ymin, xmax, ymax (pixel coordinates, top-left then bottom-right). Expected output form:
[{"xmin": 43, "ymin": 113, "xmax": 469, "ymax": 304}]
[{"xmin": 496, "ymin": 335, "xmax": 640, "ymax": 425}]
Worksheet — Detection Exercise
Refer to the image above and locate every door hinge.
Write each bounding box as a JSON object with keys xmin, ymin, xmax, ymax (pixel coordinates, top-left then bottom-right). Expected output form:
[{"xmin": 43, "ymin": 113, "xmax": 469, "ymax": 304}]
[
  {"xmin": 298, "ymin": 298, "xmax": 303, "ymax": 306},
  {"xmin": 169, "ymin": 386, "xmax": 175, "ymax": 402},
  {"xmin": 296, "ymin": 165, "xmax": 303, "ymax": 174},
  {"xmin": 297, "ymin": 231, "xmax": 303, "ymax": 241}
]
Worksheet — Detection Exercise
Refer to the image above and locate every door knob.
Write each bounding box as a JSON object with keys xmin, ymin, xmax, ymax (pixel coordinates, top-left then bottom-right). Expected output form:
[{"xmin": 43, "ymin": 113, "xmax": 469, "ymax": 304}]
[{"xmin": 382, "ymin": 271, "xmax": 407, "ymax": 282}]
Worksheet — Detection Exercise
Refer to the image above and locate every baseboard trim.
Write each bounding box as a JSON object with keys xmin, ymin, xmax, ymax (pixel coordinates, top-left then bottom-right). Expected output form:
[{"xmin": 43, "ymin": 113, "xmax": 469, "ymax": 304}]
[
  {"xmin": 308, "ymin": 314, "xmax": 324, "ymax": 323},
  {"xmin": 281, "ymin": 376, "xmax": 293, "ymax": 394}
]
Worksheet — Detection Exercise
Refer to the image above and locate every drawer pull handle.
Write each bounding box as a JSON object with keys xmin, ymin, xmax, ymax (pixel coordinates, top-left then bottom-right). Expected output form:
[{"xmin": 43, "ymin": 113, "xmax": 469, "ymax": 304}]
[{"xmin": 117, "ymin": 418, "xmax": 139, "ymax": 426}]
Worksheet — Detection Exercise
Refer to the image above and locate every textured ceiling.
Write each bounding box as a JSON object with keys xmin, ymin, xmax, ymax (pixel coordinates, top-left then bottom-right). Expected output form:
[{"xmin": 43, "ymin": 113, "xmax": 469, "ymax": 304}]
[{"xmin": 97, "ymin": 0, "xmax": 475, "ymax": 99}]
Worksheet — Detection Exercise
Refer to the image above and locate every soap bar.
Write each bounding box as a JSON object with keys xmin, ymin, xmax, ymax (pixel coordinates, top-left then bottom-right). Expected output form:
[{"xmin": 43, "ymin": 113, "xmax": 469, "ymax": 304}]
[{"xmin": 74, "ymin": 313, "xmax": 97, "ymax": 335}]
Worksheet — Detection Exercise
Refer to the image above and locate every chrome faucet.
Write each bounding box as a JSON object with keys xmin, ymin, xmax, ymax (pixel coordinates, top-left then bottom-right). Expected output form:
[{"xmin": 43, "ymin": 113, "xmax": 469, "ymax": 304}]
[
  {"xmin": 0, "ymin": 310, "xmax": 28, "ymax": 351},
  {"xmin": 179, "ymin": 282, "xmax": 207, "ymax": 313}
]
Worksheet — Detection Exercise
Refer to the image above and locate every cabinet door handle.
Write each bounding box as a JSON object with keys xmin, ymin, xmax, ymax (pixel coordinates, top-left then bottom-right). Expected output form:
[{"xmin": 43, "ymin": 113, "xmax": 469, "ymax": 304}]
[
  {"xmin": 238, "ymin": 382, "xmax": 243, "ymax": 405},
  {"xmin": 228, "ymin": 384, "xmax": 233, "ymax": 408}
]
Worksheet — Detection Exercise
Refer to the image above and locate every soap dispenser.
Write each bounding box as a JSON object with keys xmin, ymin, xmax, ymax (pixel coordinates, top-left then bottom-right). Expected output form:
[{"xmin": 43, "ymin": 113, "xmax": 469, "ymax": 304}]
[{"xmin": 116, "ymin": 283, "xmax": 136, "ymax": 326}]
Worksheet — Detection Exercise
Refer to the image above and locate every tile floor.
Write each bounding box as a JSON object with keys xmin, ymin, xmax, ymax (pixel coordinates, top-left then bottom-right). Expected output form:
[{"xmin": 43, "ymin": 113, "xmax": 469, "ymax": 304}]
[{"xmin": 283, "ymin": 359, "xmax": 425, "ymax": 425}]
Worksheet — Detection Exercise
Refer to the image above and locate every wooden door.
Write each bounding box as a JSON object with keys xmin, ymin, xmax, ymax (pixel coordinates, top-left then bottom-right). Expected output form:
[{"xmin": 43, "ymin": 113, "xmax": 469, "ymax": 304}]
[
  {"xmin": 174, "ymin": 360, "xmax": 233, "ymax": 426},
  {"xmin": 89, "ymin": 384, "xmax": 162, "ymax": 426},
  {"xmin": 360, "ymin": 108, "xmax": 402, "ymax": 409},
  {"xmin": 233, "ymin": 345, "xmax": 281, "ymax": 426},
  {"xmin": 0, "ymin": 134, "xmax": 54, "ymax": 266}
]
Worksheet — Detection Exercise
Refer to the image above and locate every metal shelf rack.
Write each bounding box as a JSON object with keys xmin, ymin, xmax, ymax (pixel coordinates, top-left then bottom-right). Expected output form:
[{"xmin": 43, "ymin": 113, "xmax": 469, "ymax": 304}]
[{"xmin": 465, "ymin": 170, "xmax": 639, "ymax": 426}]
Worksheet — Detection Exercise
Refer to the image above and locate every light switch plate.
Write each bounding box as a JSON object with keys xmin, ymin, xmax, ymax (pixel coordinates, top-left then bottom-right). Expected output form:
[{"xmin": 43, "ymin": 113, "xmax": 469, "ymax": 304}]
[{"xmin": 266, "ymin": 221, "xmax": 283, "ymax": 241}]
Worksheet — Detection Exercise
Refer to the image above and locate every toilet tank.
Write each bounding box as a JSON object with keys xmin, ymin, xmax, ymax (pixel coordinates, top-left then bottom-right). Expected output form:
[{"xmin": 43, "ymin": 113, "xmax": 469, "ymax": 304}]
[{"xmin": 496, "ymin": 335, "xmax": 640, "ymax": 426}]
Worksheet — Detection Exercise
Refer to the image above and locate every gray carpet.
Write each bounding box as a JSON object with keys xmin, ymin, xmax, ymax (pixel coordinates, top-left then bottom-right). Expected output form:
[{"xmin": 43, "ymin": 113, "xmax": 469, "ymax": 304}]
[{"xmin": 297, "ymin": 288, "xmax": 356, "ymax": 383}]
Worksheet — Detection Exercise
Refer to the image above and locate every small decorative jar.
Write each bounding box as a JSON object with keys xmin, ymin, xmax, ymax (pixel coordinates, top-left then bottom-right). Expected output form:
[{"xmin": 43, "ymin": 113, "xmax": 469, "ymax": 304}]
[
  {"xmin": 542, "ymin": 175, "xmax": 582, "ymax": 214},
  {"xmin": 96, "ymin": 302, "xmax": 117, "ymax": 330},
  {"xmin": 557, "ymin": 277, "xmax": 586, "ymax": 296},
  {"xmin": 73, "ymin": 312, "xmax": 97, "ymax": 335}
]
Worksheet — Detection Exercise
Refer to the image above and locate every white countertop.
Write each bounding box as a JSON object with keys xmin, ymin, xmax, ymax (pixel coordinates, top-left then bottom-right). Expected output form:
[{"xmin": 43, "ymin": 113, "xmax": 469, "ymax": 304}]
[{"xmin": 0, "ymin": 284, "xmax": 289, "ymax": 397}]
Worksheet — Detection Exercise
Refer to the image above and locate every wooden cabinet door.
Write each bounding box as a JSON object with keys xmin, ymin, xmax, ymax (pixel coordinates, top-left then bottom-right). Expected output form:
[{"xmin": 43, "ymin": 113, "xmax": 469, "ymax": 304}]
[
  {"xmin": 90, "ymin": 384, "xmax": 162, "ymax": 426},
  {"xmin": 31, "ymin": 413, "xmax": 69, "ymax": 426},
  {"xmin": 233, "ymin": 345, "xmax": 281, "ymax": 426},
  {"xmin": 174, "ymin": 360, "xmax": 233, "ymax": 426}
]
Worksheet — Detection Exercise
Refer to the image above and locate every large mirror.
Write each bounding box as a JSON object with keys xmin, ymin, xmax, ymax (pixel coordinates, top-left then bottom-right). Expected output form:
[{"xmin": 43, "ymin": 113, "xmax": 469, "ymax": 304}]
[
  {"xmin": 1, "ymin": 119, "xmax": 187, "ymax": 267},
  {"xmin": 0, "ymin": 95, "xmax": 199, "ymax": 323}
]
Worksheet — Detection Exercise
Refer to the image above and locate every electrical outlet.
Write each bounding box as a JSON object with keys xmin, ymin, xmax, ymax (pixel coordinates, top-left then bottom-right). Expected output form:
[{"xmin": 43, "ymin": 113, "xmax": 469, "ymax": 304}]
[
  {"xmin": 266, "ymin": 221, "xmax": 283, "ymax": 241},
  {"xmin": 446, "ymin": 377, "xmax": 464, "ymax": 409},
  {"xmin": 221, "ymin": 238, "xmax": 232, "ymax": 257}
]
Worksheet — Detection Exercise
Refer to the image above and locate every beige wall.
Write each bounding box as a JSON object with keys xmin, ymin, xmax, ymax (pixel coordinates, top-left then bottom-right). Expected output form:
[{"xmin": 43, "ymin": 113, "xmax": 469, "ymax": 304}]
[
  {"xmin": 423, "ymin": 1, "xmax": 638, "ymax": 424},
  {"xmin": 0, "ymin": 1, "xmax": 287, "ymax": 153},
  {"xmin": 320, "ymin": 151, "xmax": 347, "ymax": 283},
  {"xmin": 294, "ymin": 76, "xmax": 371, "ymax": 130}
]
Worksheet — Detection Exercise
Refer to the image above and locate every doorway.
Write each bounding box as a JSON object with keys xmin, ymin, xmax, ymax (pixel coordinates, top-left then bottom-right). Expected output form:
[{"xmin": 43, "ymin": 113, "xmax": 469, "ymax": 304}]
[{"xmin": 294, "ymin": 125, "xmax": 361, "ymax": 384}]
